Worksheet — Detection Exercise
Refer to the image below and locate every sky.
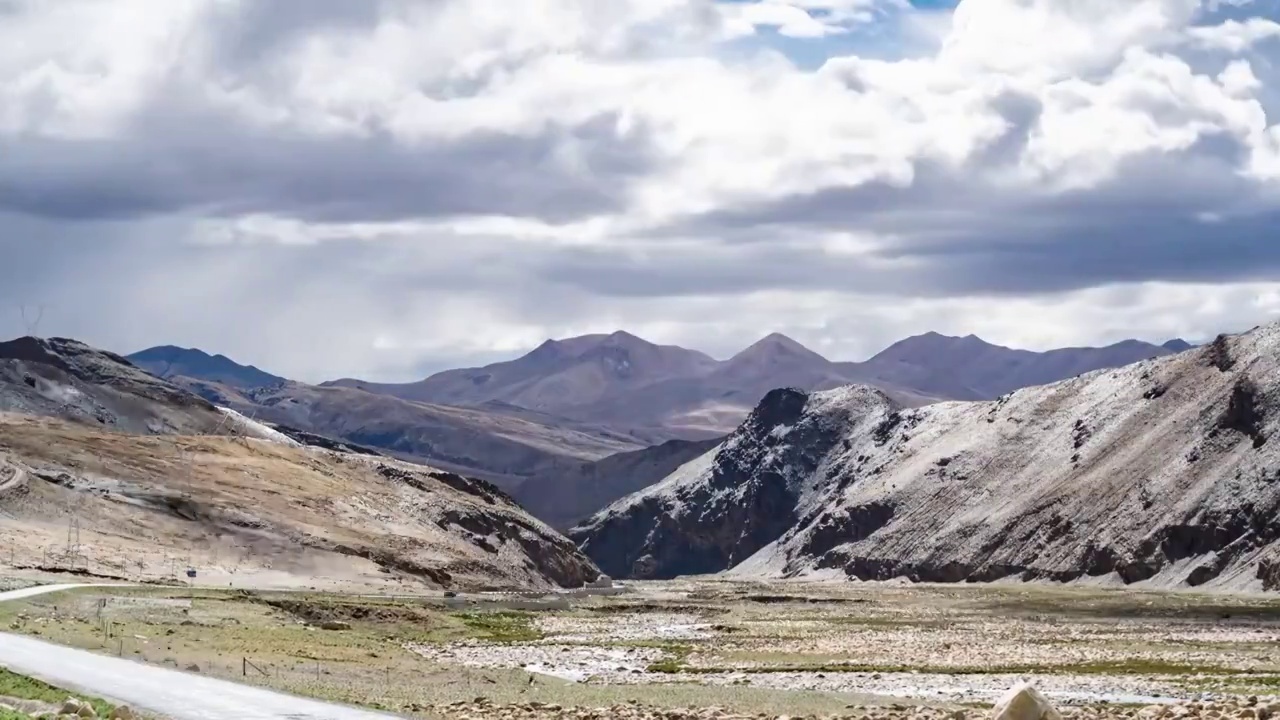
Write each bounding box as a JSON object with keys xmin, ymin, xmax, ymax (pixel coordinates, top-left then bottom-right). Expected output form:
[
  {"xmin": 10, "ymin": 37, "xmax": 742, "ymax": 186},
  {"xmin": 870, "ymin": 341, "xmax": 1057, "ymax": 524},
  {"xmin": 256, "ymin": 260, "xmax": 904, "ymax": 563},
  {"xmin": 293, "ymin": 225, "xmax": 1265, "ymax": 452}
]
[{"xmin": 5, "ymin": 0, "xmax": 1280, "ymax": 382}]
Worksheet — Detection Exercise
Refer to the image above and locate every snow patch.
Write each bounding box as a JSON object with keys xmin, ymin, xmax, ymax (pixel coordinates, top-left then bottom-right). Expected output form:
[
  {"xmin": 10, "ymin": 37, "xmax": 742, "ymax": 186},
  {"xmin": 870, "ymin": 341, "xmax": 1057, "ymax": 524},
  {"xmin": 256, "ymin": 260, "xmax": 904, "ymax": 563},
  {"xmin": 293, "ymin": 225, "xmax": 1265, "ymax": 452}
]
[{"xmin": 216, "ymin": 407, "xmax": 302, "ymax": 447}]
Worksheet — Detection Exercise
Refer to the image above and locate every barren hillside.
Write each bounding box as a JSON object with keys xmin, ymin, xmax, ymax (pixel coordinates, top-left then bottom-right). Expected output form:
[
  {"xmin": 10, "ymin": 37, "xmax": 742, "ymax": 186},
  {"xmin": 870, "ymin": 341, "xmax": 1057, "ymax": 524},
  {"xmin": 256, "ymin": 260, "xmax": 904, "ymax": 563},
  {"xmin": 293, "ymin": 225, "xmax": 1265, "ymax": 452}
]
[
  {"xmin": 0, "ymin": 413, "xmax": 599, "ymax": 591},
  {"xmin": 573, "ymin": 323, "xmax": 1280, "ymax": 592},
  {"xmin": 0, "ymin": 337, "xmax": 600, "ymax": 591}
]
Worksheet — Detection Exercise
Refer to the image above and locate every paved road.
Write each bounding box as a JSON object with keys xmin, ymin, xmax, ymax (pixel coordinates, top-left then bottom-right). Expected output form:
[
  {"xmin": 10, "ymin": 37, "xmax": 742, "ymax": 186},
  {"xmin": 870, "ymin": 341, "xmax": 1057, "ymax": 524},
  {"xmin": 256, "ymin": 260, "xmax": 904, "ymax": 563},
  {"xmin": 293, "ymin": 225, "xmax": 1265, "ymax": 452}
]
[{"xmin": 0, "ymin": 583, "xmax": 404, "ymax": 719}]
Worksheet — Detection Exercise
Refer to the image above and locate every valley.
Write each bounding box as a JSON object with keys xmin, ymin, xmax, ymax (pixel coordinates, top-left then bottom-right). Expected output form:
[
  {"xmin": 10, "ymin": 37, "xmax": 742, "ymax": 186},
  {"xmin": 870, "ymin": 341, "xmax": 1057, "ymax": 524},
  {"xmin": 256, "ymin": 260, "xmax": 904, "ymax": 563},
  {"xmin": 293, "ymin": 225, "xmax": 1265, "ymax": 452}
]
[
  {"xmin": 0, "ymin": 326, "xmax": 1270, "ymax": 720},
  {"xmin": 2, "ymin": 577, "xmax": 1279, "ymax": 719}
]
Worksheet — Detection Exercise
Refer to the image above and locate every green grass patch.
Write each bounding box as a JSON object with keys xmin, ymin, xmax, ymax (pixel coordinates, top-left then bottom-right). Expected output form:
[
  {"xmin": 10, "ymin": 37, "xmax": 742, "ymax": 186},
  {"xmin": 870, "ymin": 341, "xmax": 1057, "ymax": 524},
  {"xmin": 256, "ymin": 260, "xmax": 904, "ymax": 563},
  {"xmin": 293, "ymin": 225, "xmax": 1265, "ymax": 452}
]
[
  {"xmin": 458, "ymin": 611, "xmax": 541, "ymax": 643},
  {"xmin": 0, "ymin": 667, "xmax": 115, "ymax": 718},
  {"xmin": 644, "ymin": 644, "xmax": 694, "ymax": 673}
]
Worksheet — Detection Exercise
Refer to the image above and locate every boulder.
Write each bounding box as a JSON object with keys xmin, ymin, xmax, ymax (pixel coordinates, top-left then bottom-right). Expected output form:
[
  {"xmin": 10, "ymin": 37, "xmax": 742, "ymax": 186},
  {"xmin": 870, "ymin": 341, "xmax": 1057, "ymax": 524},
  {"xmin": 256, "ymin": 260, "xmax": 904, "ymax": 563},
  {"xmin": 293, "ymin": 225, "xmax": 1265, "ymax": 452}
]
[
  {"xmin": 109, "ymin": 706, "xmax": 136, "ymax": 719},
  {"xmin": 76, "ymin": 703, "xmax": 98, "ymax": 718},
  {"xmin": 991, "ymin": 683, "xmax": 1061, "ymax": 720},
  {"xmin": 60, "ymin": 698, "xmax": 85, "ymax": 716},
  {"xmin": 319, "ymin": 620, "xmax": 351, "ymax": 631}
]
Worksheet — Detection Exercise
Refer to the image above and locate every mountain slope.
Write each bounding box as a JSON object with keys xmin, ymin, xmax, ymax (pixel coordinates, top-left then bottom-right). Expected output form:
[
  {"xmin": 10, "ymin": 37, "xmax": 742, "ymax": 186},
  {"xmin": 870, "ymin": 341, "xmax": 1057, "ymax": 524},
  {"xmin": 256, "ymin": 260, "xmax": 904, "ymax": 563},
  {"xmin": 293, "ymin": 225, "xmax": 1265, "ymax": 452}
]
[
  {"xmin": 0, "ymin": 413, "xmax": 598, "ymax": 590},
  {"xmin": 512, "ymin": 436, "xmax": 724, "ymax": 530},
  {"xmin": 168, "ymin": 376, "xmax": 644, "ymax": 489},
  {"xmin": 0, "ymin": 336, "xmax": 600, "ymax": 590},
  {"xmin": 572, "ymin": 325, "xmax": 1280, "ymax": 592},
  {"xmin": 128, "ymin": 345, "xmax": 285, "ymax": 389}
]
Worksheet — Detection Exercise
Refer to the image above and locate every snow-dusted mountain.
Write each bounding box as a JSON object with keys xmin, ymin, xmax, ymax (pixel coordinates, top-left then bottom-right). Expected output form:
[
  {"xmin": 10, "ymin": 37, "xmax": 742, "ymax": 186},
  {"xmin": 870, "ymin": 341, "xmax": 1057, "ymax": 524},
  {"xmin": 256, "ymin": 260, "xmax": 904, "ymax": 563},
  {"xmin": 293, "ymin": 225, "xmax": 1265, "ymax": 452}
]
[{"xmin": 571, "ymin": 323, "xmax": 1280, "ymax": 591}]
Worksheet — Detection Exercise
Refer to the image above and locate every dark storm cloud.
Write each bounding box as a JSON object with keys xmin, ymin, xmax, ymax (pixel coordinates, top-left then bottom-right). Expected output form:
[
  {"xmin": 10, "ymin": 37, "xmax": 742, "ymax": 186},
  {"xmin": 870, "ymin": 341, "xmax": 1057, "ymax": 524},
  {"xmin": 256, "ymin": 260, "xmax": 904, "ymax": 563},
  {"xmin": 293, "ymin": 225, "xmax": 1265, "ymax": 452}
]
[
  {"xmin": 0, "ymin": 110, "xmax": 655, "ymax": 224},
  {"xmin": 628, "ymin": 122, "xmax": 1280, "ymax": 300}
]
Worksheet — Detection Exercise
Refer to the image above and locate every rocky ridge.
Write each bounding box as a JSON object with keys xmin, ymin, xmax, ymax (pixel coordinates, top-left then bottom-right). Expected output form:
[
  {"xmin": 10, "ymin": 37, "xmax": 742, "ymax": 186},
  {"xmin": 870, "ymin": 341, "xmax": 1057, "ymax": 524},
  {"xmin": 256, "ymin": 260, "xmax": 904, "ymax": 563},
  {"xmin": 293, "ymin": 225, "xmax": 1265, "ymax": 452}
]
[
  {"xmin": 572, "ymin": 323, "xmax": 1280, "ymax": 590},
  {"xmin": 127, "ymin": 344, "xmax": 285, "ymax": 389},
  {"xmin": 0, "ymin": 337, "xmax": 228, "ymax": 435}
]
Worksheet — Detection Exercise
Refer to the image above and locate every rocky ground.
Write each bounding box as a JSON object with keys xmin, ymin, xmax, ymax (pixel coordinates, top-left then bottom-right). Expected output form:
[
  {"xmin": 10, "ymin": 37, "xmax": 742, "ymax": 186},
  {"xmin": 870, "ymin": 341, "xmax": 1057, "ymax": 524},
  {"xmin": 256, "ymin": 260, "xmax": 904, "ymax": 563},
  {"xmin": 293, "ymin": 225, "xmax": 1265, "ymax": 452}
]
[
  {"xmin": 412, "ymin": 696, "xmax": 1280, "ymax": 720},
  {"xmin": 4, "ymin": 578, "xmax": 1280, "ymax": 719},
  {"xmin": 385, "ymin": 579, "xmax": 1280, "ymax": 716}
]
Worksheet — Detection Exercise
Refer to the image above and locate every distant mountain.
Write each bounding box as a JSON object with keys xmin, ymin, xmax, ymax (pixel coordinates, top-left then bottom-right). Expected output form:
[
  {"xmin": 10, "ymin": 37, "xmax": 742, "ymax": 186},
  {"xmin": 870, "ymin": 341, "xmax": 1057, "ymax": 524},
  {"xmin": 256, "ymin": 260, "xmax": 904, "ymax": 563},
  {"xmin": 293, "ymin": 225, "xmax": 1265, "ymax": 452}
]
[
  {"xmin": 330, "ymin": 330, "xmax": 1176, "ymax": 439},
  {"xmin": 512, "ymin": 436, "xmax": 724, "ymax": 530},
  {"xmin": 323, "ymin": 331, "xmax": 943, "ymax": 439},
  {"xmin": 164, "ymin": 376, "xmax": 644, "ymax": 490},
  {"xmin": 1163, "ymin": 339, "xmax": 1195, "ymax": 352},
  {"xmin": 116, "ymin": 329, "xmax": 1201, "ymax": 491},
  {"xmin": 325, "ymin": 331, "xmax": 718, "ymax": 412},
  {"xmin": 128, "ymin": 345, "xmax": 284, "ymax": 389},
  {"xmin": 844, "ymin": 332, "xmax": 1174, "ymax": 400}
]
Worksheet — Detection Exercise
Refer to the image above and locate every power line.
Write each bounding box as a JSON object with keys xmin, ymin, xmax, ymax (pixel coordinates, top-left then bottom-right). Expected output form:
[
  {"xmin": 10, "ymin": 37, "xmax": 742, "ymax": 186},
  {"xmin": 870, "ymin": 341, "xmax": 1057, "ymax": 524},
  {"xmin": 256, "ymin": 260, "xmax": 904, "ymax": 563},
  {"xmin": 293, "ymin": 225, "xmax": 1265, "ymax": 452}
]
[{"xmin": 16, "ymin": 304, "xmax": 45, "ymax": 336}]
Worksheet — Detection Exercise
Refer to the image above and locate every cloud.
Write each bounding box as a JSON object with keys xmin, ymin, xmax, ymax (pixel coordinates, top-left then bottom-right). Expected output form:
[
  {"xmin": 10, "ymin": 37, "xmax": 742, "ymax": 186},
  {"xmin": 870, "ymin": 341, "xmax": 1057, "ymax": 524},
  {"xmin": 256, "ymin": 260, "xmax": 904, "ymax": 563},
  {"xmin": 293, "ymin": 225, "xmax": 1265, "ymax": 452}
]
[{"xmin": 1, "ymin": 0, "xmax": 1280, "ymax": 381}]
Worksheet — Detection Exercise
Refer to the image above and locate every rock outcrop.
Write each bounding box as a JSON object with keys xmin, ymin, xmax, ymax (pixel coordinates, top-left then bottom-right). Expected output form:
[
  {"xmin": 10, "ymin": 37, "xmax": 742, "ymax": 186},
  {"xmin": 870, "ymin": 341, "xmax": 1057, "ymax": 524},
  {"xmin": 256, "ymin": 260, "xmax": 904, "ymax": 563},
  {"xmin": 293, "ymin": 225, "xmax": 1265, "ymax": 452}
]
[{"xmin": 572, "ymin": 322, "xmax": 1280, "ymax": 590}]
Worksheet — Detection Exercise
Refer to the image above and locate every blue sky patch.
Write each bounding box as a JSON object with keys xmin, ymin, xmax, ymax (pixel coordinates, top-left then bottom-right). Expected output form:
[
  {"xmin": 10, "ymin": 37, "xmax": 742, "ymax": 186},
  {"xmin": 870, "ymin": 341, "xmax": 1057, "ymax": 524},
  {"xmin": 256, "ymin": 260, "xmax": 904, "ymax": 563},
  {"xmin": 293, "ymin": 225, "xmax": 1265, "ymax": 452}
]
[{"xmin": 716, "ymin": 0, "xmax": 956, "ymax": 68}]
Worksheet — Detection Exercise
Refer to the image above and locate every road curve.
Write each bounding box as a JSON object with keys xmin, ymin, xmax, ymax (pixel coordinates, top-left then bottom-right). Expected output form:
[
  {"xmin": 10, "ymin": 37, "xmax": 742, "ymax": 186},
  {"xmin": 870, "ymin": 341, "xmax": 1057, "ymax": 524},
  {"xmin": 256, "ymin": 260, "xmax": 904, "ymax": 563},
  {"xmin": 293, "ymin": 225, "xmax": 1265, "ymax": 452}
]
[{"xmin": 0, "ymin": 583, "xmax": 404, "ymax": 719}]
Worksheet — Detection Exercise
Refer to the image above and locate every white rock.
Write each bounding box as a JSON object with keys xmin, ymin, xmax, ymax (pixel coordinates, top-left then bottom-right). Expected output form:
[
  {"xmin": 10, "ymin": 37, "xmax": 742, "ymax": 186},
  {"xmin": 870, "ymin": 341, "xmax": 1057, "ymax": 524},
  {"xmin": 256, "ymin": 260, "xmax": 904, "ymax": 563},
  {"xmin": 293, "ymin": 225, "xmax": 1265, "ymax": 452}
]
[{"xmin": 991, "ymin": 683, "xmax": 1062, "ymax": 720}]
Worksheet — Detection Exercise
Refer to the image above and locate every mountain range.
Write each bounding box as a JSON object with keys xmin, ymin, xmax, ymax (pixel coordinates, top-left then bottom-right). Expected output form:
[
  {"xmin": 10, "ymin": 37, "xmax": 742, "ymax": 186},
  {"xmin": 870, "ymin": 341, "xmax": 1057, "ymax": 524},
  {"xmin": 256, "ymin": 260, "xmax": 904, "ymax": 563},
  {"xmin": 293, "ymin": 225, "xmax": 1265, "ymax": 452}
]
[
  {"xmin": 323, "ymin": 330, "xmax": 1192, "ymax": 438},
  {"xmin": 9, "ymin": 325, "xmax": 1258, "ymax": 595},
  {"xmin": 573, "ymin": 324, "xmax": 1280, "ymax": 591},
  {"xmin": 122, "ymin": 330, "xmax": 1194, "ymax": 512}
]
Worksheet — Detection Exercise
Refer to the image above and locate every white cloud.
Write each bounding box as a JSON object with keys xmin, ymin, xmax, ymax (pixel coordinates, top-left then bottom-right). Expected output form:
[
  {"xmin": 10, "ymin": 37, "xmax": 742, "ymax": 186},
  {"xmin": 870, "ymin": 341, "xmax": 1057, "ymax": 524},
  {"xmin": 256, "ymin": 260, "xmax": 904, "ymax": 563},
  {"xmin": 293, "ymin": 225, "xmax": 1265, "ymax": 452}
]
[
  {"xmin": 1187, "ymin": 17, "xmax": 1280, "ymax": 51},
  {"xmin": 0, "ymin": 0, "xmax": 1279, "ymax": 380}
]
